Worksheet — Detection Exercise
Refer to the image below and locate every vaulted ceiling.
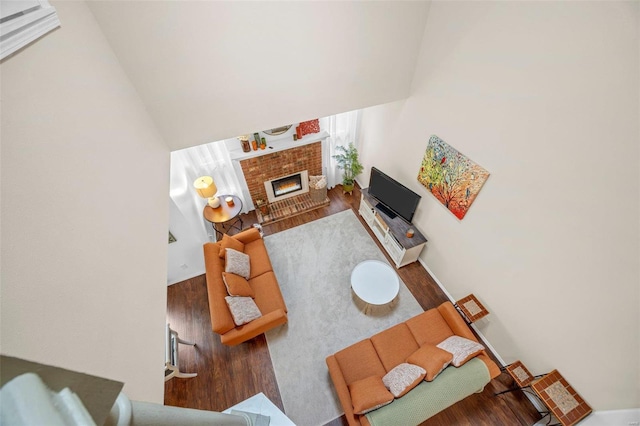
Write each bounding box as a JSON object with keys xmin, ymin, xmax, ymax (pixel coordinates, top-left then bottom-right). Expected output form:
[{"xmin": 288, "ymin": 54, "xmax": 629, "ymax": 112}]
[{"xmin": 88, "ymin": 1, "xmax": 430, "ymax": 151}]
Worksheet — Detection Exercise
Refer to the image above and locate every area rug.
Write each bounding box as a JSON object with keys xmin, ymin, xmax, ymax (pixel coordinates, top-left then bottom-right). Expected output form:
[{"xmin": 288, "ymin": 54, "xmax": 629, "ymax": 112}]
[{"xmin": 263, "ymin": 209, "xmax": 424, "ymax": 426}]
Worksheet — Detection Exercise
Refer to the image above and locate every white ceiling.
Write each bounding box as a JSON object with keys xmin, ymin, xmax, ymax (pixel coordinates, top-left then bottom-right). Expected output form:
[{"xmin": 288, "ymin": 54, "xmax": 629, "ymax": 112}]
[{"xmin": 87, "ymin": 1, "xmax": 430, "ymax": 151}]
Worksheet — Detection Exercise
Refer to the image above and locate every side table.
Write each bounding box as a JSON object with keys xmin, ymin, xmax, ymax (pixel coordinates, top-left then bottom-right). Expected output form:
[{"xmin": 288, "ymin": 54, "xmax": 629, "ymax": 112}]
[
  {"xmin": 496, "ymin": 360, "xmax": 553, "ymax": 424},
  {"xmin": 531, "ymin": 370, "xmax": 592, "ymax": 426},
  {"xmin": 203, "ymin": 194, "xmax": 243, "ymax": 239},
  {"xmin": 495, "ymin": 360, "xmax": 540, "ymax": 396},
  {"xmin": 496, "ymin": 361, "xmax": 593, "ymax": 426},
  {"xmin": 455, "ymin": 294, "xmax": 490, "ymax": 324}
]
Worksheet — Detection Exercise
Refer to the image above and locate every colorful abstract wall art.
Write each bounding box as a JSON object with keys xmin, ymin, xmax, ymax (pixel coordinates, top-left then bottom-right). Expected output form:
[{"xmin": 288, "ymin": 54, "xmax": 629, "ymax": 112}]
[{"xmin": 417, "ymin": 135, "xmax": 490, "ymax": 220}]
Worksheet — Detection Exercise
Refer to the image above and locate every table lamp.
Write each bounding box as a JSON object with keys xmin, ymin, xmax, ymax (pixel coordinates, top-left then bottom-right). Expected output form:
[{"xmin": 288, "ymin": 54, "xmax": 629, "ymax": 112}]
[{"xmin": 193, "ymin": 176, "xmax": 220, "ymax": 208}]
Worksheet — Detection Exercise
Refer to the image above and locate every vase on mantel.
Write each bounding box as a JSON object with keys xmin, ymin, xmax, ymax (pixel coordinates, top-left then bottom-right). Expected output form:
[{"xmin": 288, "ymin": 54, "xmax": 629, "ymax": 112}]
[{"xmin": 238, "ymin": 135, "xmax": 251, "ymax": 153}]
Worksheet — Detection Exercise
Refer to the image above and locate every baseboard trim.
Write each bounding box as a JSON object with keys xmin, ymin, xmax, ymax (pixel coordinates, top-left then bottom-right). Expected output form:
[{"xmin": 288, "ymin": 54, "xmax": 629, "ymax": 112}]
[{"xmin": 572, "ymin": 408, "xmax": 640, "ymax": 426}]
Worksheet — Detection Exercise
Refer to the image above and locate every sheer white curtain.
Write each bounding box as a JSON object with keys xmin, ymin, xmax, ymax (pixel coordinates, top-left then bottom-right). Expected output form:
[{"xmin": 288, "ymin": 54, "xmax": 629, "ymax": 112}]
[
  {"xmin": 170, "ymin": 139, "xmax": 244, "ymax": 238},
  {"xmin": 169, "ymin": 111, "xmax": 360, "ymax": 240},
  {"xmin": 321, "ymin": 109, "xmax": 361, "ymax": 189}
]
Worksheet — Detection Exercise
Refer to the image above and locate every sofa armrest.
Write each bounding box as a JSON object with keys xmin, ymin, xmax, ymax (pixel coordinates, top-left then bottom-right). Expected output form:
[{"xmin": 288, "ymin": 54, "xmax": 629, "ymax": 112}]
[
  {"xmin": 476, "ymin": 354, "xmax": 501, "ymax": 379},
  {"xmin": 438, "ymin": 301, "xmax": 501, "ymax": 379},
  {"xmin": 233, "ymin": 227, "xmax": 262, "ymax": 245},
  {"xmin": 438, "ymin": 301, "xmax": 478, "ymax": 341},
  {"xmin": 220, "ymin": 309, "xmax": 287, "ymax": 346},
  {"xmin": 326, "ymin": 355, "xmax": 361, "ymax": 426}
]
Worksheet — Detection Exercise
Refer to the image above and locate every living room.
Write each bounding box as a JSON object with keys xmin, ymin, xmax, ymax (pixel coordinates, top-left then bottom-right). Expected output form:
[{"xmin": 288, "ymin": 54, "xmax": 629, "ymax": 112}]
[{"xmin": 1, "ymin": 1, "xmax": 638, "ymax": 425}]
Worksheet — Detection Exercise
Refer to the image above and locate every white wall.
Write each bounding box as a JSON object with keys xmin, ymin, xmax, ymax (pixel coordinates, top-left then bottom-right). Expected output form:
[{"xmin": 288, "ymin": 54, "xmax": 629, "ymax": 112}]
[
  {"xmin": 0, "ymin": 1, "xmax": 169, "ymax": 403},
  {"xmin": 167, "ymin": 196, "xmax": 208, "ymax": 286},
  {"xmin": 87, "ymin": 1, "xmax": 430, "ymax": 151},
  {"xmin": 359, "ymin": 1, "xmax": 639, "ymax": 410}
]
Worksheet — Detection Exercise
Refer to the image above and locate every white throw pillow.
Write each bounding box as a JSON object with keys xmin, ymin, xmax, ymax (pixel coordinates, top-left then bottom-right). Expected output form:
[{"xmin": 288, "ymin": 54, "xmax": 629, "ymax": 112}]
[
  {"xmin": 382, "ymin": 363, "xmax": 426, "ymax": 398},
  {"xmin": 436, "ymin": 336, "xmax": 485, "ymax": 367},
  {"xmin": 225, "ymin": 296, "xmax": 262, "ymax": 326},
  {"xmin": 225, "ymin": 248, "xmax": 250, "ymax": 279}
]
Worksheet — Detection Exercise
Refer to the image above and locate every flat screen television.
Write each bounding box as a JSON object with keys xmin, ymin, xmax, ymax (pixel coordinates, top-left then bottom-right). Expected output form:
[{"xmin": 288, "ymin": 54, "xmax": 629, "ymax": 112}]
[{"xmin": 368, "ymin": 167, "xmax": 421, "ymax": 223}]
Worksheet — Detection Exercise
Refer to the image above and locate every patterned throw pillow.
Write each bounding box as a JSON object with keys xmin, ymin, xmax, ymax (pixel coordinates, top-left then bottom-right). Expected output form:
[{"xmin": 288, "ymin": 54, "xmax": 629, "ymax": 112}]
[
  {"xmin": 222, "ymin": 272, "xmax": 255, "ymax": 298},
  {"xmin": 225, "ymin": 248, "xmax": 250, "ymax": 279},
  {"xmin": 348, "ymin": 375, "xmax": 394, "ymax": 415},
  {"xmin": 382, "ymin": 363, "xmax": 426, "ymax": 398},
  {"xmin": 225, "ymin": 296, "xmax": 262, "ymax": 326},
  {"xmin": 299, "ymin": 119, "xmax": 320, "ymax": 136},
  {"xmin": 436, "ymin": 336, "xmax": 485, "ymax": 367},
  {"xmin": 406, "ymin": 344, "xmax": 453, "ymax": 381},
  {"xmin": 218, "ymin": 234, "xmax": 245, "ymax": 259}
]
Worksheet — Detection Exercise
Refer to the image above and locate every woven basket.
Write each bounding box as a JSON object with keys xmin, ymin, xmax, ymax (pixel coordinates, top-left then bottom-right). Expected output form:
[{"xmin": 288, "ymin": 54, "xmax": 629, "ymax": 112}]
[{"xmin": 309, "ymin": 186, "xmax": 327, "ymax": 203}]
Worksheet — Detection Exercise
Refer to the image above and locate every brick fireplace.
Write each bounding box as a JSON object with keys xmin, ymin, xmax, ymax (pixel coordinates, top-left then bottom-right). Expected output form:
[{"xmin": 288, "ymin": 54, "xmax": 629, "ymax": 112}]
[{"xmin": 239, "ymin": 142, "xmax": 322, "ymax": 205}]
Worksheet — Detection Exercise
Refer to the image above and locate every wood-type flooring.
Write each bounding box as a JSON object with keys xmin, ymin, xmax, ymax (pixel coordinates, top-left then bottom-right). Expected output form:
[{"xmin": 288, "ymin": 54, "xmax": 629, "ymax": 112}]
[{"xmin": 165, "ymin": 184, "xmax": 542, "ymax": 425}]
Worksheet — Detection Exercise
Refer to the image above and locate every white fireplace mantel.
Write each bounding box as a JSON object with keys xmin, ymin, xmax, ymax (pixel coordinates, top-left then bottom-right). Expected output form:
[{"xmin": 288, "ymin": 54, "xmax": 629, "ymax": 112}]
[{"xmin": 228, "ymin": 130, "xmax": 329, "ymax": 161}]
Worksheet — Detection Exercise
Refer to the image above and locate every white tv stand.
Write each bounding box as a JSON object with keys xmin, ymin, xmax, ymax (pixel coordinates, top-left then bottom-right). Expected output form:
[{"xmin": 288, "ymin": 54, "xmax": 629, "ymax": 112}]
[{"xmin": 359, "ymin": 188, "xmax": 427, "ymax": 268}]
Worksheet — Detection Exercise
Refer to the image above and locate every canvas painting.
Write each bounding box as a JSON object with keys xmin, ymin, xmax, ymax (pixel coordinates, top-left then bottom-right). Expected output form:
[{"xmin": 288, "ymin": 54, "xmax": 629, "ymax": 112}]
[{"xmin": 417, "ymin": 135, "xmax": 490, "ymax": 220}]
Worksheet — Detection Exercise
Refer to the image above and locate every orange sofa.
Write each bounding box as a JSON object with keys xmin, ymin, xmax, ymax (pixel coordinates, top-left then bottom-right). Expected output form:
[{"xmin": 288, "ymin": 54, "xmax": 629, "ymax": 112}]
[
  {"xmin": 326, "ymin": 301, "xmax": 501, "ymax": 426},
  {"xmin": 203, "ymin": 228, "xmax": 288, "ymax": 346}
]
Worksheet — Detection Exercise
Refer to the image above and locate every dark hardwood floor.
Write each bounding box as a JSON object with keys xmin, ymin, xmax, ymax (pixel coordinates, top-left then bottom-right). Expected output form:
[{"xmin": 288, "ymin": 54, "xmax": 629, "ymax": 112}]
[{"xmin": 165, "ymin": 184, "xmax": 541, "ymax": 425}]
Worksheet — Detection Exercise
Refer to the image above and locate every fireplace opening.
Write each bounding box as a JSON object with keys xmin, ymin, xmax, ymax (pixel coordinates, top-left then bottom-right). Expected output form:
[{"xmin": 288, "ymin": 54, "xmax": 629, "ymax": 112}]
[
  {"xmin": 272, "ymin": 173, "xmax": 303, "ymax": 197},
  {"xmin": 264, "ymin": 170, "xmax": 310, "ymax": 203}
]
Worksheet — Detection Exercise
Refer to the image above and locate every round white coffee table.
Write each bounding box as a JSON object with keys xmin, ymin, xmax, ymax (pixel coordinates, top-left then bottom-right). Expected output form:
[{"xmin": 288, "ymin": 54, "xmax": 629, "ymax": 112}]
[{"xmin": 351, "ymin": 260, "xmax": 400, "ymax": 315}]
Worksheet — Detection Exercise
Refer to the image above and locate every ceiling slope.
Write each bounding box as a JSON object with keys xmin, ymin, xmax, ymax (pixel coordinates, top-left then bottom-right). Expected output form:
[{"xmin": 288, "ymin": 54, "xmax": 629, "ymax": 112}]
[{"xmin": 88, "ymin": 1, "xmax": 430, "ymax": 151}]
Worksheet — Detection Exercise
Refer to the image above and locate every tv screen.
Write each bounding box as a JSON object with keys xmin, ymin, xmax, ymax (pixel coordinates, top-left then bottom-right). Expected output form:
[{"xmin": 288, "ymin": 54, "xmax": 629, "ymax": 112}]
[{"xmin": 368, "ymin": 167, "xmax": 421, "ymax": 223}]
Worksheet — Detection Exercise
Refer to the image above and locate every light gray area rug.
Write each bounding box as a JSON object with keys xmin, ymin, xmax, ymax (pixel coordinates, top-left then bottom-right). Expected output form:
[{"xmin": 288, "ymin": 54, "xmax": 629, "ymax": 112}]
[{"xmin": 263, "ymin": 209, "xmax": 424, "ymax": 426}]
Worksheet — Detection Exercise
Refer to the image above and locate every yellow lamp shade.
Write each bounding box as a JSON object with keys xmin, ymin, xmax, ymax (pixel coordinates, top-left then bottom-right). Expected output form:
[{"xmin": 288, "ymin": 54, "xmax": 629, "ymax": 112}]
[{"xmin": 193, "ymin": 176, "xmax": 217, "ymax": 198}]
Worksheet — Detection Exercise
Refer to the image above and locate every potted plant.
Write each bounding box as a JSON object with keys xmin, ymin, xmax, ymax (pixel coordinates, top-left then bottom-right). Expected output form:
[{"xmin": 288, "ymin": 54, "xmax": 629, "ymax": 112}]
[{"xmin": 333, "ymin": 143, "xmax": 364, "ymax": 194}]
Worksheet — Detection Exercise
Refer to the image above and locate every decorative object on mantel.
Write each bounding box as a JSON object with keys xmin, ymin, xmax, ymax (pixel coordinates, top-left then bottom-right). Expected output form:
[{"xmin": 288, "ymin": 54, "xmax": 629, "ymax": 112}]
[
  {"xmin": 193, "ymin": 176, "xmax": 220, "ymax": 208},
  {"xmin": 417, "ymin": 135, "xmax": 490, "ymax": 220},
  {"xmin": 531, "ymin": 370, "xmax": 592, "ymax": 426},
  {"xmin": 333, "ymin": 143, "xmax": 364, "ymax": 195},
  {"xmin": 455, "ymin": 294, "xmax": 489, "ymax": 323},
  {"xmin": 238, "ymin": 135, "xmax": 251, "ymax": 153},
  {"xmin": 168, "ymin": 231, "xmax": 177, "ymax": 244},
  {"xmin": 263, "ymin": 125, "xmax": 292, "ymax": 136},
  {"xmin": 299, "ymin": 119, "xmax": 320, "ymax": 136},
  {"xmin": 251, "ymin": 134, "xmax": 259, "ymax": 150}
]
